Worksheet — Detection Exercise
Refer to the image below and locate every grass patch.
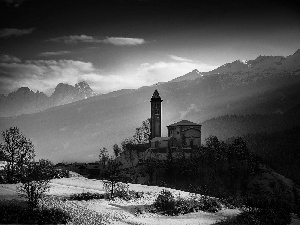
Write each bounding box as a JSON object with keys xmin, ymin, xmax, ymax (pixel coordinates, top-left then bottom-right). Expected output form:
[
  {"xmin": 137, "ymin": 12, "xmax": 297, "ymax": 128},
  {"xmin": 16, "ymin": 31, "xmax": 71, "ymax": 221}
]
[{"xmin": 0, "ymin": 200, "xmax": 71, "ymax": 224}]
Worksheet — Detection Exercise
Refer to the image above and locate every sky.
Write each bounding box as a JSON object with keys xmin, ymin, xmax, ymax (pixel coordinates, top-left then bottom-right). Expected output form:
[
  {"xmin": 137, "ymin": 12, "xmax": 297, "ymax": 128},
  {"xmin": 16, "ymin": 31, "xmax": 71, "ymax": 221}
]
[{"xmin": 0, "ymin": 0, "xmax": 300, "ymax": 96}]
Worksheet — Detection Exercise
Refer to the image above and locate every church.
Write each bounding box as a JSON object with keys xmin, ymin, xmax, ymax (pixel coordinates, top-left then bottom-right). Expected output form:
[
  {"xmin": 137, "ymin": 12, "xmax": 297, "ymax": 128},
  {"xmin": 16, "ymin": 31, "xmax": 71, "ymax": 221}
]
[
  {"xmin": 117, "ymin": 90, "xmax": 202, "ymax": 168},
  {"xmin": 149, "ymin": 89, "xmax": 202, "ymax": 152}
]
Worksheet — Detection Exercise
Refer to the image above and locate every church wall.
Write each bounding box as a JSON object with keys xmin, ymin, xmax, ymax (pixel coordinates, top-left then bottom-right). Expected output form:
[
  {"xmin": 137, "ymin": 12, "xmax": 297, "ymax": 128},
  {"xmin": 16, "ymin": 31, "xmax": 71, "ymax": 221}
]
[
  {"xmin": 184, "ymin": 128, "xmax": 201, "ymax": 138},
  {"xmin": 186, "ymin": 137, "xmax": 201, "ymax": 147}
]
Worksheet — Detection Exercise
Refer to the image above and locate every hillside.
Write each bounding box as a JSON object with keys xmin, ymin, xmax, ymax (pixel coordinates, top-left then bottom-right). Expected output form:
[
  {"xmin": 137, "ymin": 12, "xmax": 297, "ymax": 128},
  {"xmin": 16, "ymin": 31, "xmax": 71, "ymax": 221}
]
[
  {"xmin": 0, "ymin": 51, "xmax": 299, "ymax": 163},
  {"xmin": 201, "ymin": 104, "xmax": 300, "ymax": 141}
]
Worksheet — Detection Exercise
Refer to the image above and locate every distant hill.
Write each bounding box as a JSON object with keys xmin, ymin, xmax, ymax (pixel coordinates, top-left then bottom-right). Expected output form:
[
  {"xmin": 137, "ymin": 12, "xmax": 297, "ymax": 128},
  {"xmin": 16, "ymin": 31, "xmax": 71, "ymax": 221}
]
[
  {"xmin": 0, "ymin": 50, "xmax": 299, "ymax": 163},
  {"xmin": 0, "ymin": 81, "xmax": 97, "ymax": 117}
]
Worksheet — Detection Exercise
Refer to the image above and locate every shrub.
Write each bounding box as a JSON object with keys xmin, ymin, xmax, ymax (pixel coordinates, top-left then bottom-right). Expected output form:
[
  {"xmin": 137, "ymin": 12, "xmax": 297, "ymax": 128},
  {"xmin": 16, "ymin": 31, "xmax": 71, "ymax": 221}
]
[
  {"xmin": 103, "ymin": 181, "xmax": 144, "ymax": 200},
  {"xmin": 214, "ymin": 196, "xmax": 292, "ymax": 225},
  {"xmin": 153, "ymin": 189, "xmax": 176, "ymax": 214},
  {"xmin": 69, "ymin": 192, "xmax": 106, "ymax": 201},
  {"xmin": 113, "ymin": 182, "xmax": 130, "ymax": 199},
  {"xmin": 0, "ymin": 200, "xmax": 71, "ymax": 224},
  {"xmin": 152, "ymin": 190, "xmax": 222, "ymax": 216},
  {"xmin": 53, "ymin": 169, "xmax": 69, "ymax": 179},
  {"xmin": 200, "ymin": 196, "xmax": 222, "ymax": 213}
]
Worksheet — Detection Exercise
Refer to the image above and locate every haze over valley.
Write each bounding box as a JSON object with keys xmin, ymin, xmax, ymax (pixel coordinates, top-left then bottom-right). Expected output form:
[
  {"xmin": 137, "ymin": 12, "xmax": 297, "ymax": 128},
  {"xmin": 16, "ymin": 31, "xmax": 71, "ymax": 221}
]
[{"xmin": 0, "ymin": 49, "xmax": 299, "ymax": 163}]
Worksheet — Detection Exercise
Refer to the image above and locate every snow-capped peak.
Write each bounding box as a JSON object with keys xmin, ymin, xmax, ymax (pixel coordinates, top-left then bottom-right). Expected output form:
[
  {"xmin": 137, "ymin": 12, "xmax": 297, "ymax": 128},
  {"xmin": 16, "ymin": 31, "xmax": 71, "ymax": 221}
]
[
  {"xmin": 192, "ymin": 69, "xmax": 201, "ymax": 74},
  {"xmin": 238, "ymin": 59, "xmax": 248, "ymax": 64}
]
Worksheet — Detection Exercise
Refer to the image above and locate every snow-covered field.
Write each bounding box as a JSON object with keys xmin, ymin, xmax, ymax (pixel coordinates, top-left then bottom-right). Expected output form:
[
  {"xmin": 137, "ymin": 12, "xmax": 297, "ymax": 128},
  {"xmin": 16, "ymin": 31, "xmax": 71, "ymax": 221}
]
[
  {"xmin": 1, "ymin": 177, "xmax": 299, "ymax": 225},
  {"xmin": 46, "ymin": 177, "xmax": 240, "ymax": 225},
  {"xmin": 0, "ymin": 177, "xmax": 239, "ymax": 224}
]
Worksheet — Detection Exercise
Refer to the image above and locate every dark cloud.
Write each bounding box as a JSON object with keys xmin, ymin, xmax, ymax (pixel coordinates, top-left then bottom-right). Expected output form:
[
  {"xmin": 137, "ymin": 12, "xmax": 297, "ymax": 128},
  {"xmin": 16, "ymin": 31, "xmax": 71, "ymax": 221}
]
[
  {"xmin": 0, "ymin": 28, "xmax": 35, "ymax": 38},
  {"xmin": 0, "ymin": 54, "xmax": 21, "ymax": 63},
  {"xmin": 48, "ymin": 35, "xmax": 95, "ymax": 44}
]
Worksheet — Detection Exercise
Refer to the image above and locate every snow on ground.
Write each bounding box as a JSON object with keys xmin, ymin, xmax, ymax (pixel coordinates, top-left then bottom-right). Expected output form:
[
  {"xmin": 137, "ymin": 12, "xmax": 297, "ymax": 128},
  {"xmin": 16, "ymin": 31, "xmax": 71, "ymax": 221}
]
[
  {"xmin": 47, "ymin": 177, "xmax": 240, "ymax": 225},
  {"xmin": 1, "ymin": 176, "xmax": 299, "ymax": 224},
  {"xmin": 50, "ymin": 177, "xmax": 194, "ymax": 197},
  {"xmin": 2, "ymin": 177, "xmax": 240, "ymax": 225}
]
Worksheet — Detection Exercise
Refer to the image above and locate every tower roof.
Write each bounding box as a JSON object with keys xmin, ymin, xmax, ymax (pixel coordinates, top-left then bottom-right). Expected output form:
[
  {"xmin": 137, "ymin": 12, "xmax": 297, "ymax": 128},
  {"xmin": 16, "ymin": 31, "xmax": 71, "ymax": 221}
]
[
  {"xmin": 151, "ymin": 89, "xmax": 162, "ymax": 102},
  {"xmin": 167, "ymin": 120, "xmax": 201, "ymax": 127},
  {"xmin": 152, "ymin": 90, "xmax": 160, "ymax": 98}
]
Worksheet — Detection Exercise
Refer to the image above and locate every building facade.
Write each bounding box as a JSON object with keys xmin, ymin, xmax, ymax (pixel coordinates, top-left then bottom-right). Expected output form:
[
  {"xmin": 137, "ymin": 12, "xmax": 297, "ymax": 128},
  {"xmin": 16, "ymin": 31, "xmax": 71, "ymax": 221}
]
[{"xmin": 167, "ymin": 120, "xmax": 202, "ymax": 148}]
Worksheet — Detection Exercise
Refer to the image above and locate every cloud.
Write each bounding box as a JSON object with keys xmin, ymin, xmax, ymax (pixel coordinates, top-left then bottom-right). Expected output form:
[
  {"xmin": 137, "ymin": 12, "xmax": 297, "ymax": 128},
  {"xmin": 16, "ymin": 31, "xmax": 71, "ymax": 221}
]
[
  {"xmin": 138, "ymin": 60, "xmax": 216, "ymax": 84},
  {"xmin": 0, "ymin": 54, "xmax": 21, "ymax": 63},
  {"xmin": 169, "ymin": 55, "xmax": 194, "ymax": 62},
  {"xmin": 39, "ymin": 51, "xmax": 71, "ymax": 57},
  {"xmin": 0, "ymin": 57, "xmax": 144, "ymax": 95},
  {"xmin": 102, "ymin": 37, "xmax": 145, "ymax": 46},
  {"xmin": 79, "ymin": 73, "xmax": 145, "ymax": 93},
  {"xmin": 0, "ymin": 0, "xmax": 25, "ymax": 7},
  {"xmin": 47, "ymin": 35, "xmax": 146, "ymax": 46},
  {"xmin": 0, "ymin": 28, "xmax": 35, "ymax": 38},
  {"xmin": 0, "ymin": 55, "xmax": 217, "ymax": 96},
  {"xmin": 0, "ymin": 59, "xmax": 95, "ymax": 95}
]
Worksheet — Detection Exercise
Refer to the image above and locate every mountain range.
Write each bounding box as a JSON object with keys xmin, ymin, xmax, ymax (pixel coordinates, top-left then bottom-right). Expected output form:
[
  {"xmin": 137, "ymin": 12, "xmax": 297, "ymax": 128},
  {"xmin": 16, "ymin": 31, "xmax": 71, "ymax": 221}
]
[
  {"xmin": 0, "ymin": 81, "xmax": 97, "ymax": 117},
  {"xmin": 0, "ymin": 50, "xmax": 299, "ymax": 164}
]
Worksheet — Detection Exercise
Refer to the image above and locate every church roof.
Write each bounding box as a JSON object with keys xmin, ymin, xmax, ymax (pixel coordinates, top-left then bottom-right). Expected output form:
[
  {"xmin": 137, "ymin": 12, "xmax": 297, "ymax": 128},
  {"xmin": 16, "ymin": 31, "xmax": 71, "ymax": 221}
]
[
  {"xmin": 167, "ymin": 120, "xmax": 201, "ymax": 127},
  {"xmin": 151, "ymin": 136, "xmax": 172, "ymax": 142}
]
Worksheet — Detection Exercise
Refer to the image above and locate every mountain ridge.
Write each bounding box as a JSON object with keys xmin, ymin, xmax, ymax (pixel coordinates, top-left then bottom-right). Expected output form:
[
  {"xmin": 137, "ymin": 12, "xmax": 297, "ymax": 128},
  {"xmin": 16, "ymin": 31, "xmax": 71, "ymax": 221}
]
[
  {"xmin": 0, "ymin": 49, "xmax": 299, "ymax": 163},
  {"xmin": 172, "ymin": 49, "xmax": 300, "ymax": 84},
  {"xmin": 0, "ymin": 81, "xmax": 97, "ymax": 117}
]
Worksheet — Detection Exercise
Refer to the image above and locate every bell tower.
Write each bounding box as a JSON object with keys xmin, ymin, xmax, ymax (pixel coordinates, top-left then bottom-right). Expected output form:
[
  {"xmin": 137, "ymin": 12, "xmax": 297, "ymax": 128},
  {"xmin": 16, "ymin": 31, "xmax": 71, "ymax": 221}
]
[{"xmin": 150, "ymin": 90, "xmax": 163, "ymax": 139}]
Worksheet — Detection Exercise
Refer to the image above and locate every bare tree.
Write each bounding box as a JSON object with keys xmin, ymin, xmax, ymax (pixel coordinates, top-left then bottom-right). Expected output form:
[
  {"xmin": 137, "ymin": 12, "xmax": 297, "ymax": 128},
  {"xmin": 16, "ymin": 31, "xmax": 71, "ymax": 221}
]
[
  {"xmin": 99, "ymin": 147, "xmax": 109, "ymax": 168},
  {"xmin": 18, "ymin": 159, "xmax": 55, "ymax": 208},
  {"xmin": 0, "ymin": 127, "xmax": 35, "ymax": 183},
  {"xmin": 102, "ymin": 157, "xmax": 124, "ymax": 199}
]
